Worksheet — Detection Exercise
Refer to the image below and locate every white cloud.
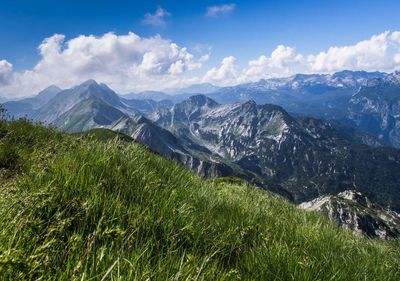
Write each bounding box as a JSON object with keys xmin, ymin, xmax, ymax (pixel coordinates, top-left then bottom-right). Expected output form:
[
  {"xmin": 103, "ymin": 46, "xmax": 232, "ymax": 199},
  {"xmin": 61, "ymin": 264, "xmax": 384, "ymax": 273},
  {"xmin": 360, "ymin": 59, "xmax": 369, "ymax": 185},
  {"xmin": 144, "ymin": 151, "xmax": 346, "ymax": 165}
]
[
  {"xmin": 206, "ymin": 4, "xmax": 236, "ymax": 17},
  {"xmin": 202, "ymin": 56, "xmax": 240, "ymax": 85},
  {"xmin": 201, "ymin": 31, "xmax": 400, "ymax": 85},
  {"xmin": 2, "ymin": 30, "xmax": 400, "ymax": 98},
  {"xmin": 0, "ymin": 32, "xmax": 206, "ymax": 98},
  {"xmin": 0, "ymin": 60, "xmax": 13, "ymax": 86},
  {"xmin": 242, "ymin": 45, "xmax": 306, "ymax": 81},
  {"xmin": 309, "ymin": 31, "xmax": 399, "ymax": 72},
  {"xmin": 142, "ymin": 6, "xmax": 171, "ymax": 27},
  {"xmin": 241, "ymin": 31, "xmax": 400, "ymax": 82}
]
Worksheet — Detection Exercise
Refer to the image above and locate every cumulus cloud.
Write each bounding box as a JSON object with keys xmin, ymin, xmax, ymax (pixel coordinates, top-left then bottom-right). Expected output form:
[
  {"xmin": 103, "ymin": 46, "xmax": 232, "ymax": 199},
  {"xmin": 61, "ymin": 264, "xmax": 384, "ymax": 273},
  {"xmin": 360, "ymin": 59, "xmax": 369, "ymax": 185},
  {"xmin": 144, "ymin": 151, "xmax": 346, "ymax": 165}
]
[
  {"xmin": 238, "ymin": 30, "xmax": 400, "ymax": 83},
  {"xmin": 242, "ymin": 45, "xmax": 306, "ymax": 81},
  {"xmin": 206, "ymin": 4, "xmax": 236, "ymax": 17},
  {"xmin": 142, "ymin": 6, "xmax": 171, "ymax": 27},
  {"xmin": 0, "ymin": 32, "xmax": 206, "ymax": 98},
  {"xmin": 202, "ymin": 56, "xmax": 240, "ymax": 85},
  {"xmin": 0, "ymin": 60, "xmax": 13, "ymax": 86},
  {"xmin": 309, "ymin": 31, "xmax": 400, "ymax": 72},
  {"xmin": 2, "ymin": 30, "xmax": 400, "ymax": 98}
]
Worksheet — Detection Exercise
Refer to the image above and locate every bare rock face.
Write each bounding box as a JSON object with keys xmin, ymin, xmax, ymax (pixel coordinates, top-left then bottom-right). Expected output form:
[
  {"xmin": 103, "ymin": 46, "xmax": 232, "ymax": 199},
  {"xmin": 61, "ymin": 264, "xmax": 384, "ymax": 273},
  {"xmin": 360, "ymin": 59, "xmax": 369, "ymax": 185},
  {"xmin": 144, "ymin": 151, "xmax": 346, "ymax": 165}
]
[{"xmin": 299, "ymin": 190, "xmax": 400, "ymax": 239}]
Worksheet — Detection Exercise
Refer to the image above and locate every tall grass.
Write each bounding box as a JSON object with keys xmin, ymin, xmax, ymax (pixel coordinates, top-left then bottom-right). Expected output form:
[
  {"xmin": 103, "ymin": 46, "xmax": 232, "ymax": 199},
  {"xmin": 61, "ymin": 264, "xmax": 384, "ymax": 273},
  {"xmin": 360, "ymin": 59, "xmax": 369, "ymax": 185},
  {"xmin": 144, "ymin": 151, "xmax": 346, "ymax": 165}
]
[{"xmin": 0, "ymin": 119, "xmax": 399, "ymax": 280}]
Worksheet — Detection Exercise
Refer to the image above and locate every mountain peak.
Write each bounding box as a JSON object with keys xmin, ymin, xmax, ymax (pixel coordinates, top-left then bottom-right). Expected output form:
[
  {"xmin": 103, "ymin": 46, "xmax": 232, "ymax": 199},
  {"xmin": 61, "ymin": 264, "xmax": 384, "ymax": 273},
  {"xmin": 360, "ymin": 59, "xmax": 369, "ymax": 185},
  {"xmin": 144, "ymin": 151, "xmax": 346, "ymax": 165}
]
[
  {"xmin": 37, "ymin": 85, "xmax": 62, "ymax": 97},
  {"xmin": 187, "ymin": 94, "xmax": 219, "ymax": 107},
  {"xmin": 33, "ymin": 84, "xmax": 63, "ymax": 106},
  {"xmin": 80, "ymin": 79, "xmax": 99, "ymax": 88},
  {"xmin": 42, "ymin": 84, "xmax": 62, "ymax": 92},
  {"xmin": 391, "ymin": 70, "xmax": 400, "ymax": 81},
  {"xmin": 238, "ymin": 99, "xmax": 257, "ymax": 109}
]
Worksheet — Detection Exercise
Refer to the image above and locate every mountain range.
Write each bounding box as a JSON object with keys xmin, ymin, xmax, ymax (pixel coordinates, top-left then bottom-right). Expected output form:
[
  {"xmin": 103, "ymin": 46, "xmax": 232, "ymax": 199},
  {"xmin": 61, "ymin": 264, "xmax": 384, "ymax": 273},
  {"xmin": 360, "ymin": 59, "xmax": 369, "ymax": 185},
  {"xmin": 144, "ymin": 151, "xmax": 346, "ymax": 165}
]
[
  {"xmin": 37, "ymin": 69, "xmax": 400, "ymax": 149},
  {"xmin": 2, "ymin": 70, "xmax": 400, "ymax": 237}
]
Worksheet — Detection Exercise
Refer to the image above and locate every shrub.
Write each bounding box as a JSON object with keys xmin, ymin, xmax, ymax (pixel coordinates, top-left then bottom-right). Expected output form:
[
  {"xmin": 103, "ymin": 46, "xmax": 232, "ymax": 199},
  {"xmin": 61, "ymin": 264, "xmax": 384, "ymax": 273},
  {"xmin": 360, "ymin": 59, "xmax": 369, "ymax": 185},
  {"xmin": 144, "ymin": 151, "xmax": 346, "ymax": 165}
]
[{"xmin": 0, "ymin": 144, "xmax": 19, "ymax": 169}]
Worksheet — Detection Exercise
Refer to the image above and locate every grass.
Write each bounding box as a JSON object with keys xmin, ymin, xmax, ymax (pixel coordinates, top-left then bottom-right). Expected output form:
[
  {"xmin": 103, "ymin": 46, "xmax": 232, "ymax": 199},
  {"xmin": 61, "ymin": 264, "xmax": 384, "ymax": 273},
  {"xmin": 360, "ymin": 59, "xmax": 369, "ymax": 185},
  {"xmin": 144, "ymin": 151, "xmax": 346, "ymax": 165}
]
[
  {"xmin": 77, "ymin": 128, "xmax": 134, "ymax": 142},
  {"xmin": 0, "ymin": 118, "xmax": 399, "ymax": 280}
]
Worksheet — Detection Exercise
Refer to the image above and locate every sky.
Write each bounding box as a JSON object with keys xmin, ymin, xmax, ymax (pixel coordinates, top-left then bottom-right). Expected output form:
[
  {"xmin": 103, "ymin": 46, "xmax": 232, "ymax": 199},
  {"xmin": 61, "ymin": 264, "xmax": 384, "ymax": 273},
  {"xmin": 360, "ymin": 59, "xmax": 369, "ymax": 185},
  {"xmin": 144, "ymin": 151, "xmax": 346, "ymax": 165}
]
[{"xmin": 0, "ymin": 0, "xmax": 400, "ymax": 98}]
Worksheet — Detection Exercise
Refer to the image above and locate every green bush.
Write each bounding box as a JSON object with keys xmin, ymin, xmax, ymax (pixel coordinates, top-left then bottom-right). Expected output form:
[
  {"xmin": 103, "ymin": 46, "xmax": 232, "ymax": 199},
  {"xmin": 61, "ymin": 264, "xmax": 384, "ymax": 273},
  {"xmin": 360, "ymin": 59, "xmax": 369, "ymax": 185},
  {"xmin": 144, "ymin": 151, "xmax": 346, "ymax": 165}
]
[{"xmin": 0, "ymin": 144, "xmax": 19, "ymax": 169}]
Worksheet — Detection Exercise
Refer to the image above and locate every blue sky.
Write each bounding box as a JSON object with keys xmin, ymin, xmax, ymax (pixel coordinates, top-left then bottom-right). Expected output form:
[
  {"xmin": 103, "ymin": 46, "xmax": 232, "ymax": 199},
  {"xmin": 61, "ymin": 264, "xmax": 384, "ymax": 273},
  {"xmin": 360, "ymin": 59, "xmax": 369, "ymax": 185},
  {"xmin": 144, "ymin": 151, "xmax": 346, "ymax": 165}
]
[
  {"xmin": 0, "ymin": 0, "xmax": 400, "ymax": 97},
  {"xmin": 1, "ymin": 0, "xmax": 399, "ymax": 70}
]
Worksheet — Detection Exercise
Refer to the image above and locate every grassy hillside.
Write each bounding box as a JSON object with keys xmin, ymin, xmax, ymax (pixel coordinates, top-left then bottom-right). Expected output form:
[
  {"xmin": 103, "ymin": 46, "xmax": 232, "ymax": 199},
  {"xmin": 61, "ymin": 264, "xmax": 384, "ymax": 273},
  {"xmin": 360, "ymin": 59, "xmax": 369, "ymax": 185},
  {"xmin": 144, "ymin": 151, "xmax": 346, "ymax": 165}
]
[{"xmin": 0, "ymin": 119, "xmax": 399, "ymax": 280}]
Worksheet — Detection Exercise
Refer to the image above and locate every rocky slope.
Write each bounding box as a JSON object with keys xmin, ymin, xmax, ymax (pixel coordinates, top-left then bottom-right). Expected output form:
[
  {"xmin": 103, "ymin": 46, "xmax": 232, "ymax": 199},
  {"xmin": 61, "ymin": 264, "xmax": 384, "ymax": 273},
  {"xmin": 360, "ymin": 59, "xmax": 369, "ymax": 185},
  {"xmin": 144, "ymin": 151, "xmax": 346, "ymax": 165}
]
[
  {"xmin": 150, "ymin": 95, "xmax": 400, "ymax": 211},
  {"xmin": 344, "ymin": 71, "xmax": 400, "ymax": 147},
  {"xmin": 206, "ymin": 70, "xmax": 400, "ymax": 148},
  {"xmin": 300, "ymin": 191, "xmax": 400, "ymax": 239},
  {"xmin": 110, "ymin": 115, "xmax": 254, "ymax": 179}
]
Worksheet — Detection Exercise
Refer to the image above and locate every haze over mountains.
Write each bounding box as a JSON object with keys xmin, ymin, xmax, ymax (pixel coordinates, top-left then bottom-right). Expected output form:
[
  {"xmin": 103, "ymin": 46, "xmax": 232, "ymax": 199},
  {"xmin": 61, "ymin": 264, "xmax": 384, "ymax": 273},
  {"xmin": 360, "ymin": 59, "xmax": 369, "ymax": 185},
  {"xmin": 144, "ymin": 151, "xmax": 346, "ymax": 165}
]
[{"xmin": 2, "ymin": 70, "xmax": 400, "ymax": 237}]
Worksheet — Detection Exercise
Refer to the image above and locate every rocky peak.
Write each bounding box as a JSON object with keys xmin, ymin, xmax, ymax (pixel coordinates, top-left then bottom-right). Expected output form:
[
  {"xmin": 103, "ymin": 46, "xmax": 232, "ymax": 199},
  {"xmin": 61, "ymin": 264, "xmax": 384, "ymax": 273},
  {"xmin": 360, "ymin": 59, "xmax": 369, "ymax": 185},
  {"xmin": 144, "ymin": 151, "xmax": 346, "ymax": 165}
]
[
  {"xmin": 386, "ymin": 71, "xmax": 400, "ymax": 84},
  {"xmin": 238, "ymin": 100, "xmax": 257, "ymax": 111},
  {"xmin": 33, "ymin": 85, "xmax": 63, "ymax": 106},
  {"xmin": 337, "ymin": 190, "xmax": 370, "ymax": 205},
  {"xmin": 300, "ymin": 190, "xmax": 400, "ymax": 240},
  {"xmin": 186, "ymin": 94, "xmax": 219, "ymax": 108},
  {"xmin": 72, "ymin": 79, "xmax": 122, "ymax": 107},
  {"xmin": 165, "ymin": 95, "xmax": 220, "ymax": 124},
  {"xmin": 71, "ymin": 80, "xmax": 102, "ymax": 97},
  {"xmin": 38, "ymin": 85, "xmax": 62, "ymax": 95}
]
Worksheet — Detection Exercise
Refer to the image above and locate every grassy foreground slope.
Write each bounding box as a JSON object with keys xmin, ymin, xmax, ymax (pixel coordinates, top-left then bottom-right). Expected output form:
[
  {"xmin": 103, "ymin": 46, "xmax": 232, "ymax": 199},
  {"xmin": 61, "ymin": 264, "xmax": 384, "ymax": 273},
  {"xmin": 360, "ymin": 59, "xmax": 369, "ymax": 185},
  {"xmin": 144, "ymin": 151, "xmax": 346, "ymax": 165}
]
[{"xmin": 0, "ymin": 119, "xmax": 399, "ymax": 280}]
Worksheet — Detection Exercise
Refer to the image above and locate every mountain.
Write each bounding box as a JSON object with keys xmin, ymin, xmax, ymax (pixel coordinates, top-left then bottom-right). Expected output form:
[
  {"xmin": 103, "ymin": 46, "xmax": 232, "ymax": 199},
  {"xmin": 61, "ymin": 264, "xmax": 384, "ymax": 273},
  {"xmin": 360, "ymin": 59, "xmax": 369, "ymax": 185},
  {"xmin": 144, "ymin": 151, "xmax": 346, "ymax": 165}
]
[
  {"xmin": 343, "ymin": 71, "xmax": 400, "ymax": 147},
  {"xmin": 4, "ymin": 80, "xmax": 400, "ymax": 213},
  {"xmin": 28, "ymin": 80, "xmax": 142, "ymax": 132},
  {"xmin": 120, "ymin": 97, "xmax": 173, "ymax": 114},
  {"xmin": 34, "ymin": 80, "xmax": 130, "ymax": 123},
  {"xmin": 300, "ymin": 190, "xmax": 400, "ymax": 239},
  {"xmin": 2, "ymin": 85, "xmax": 62, "ymax": 119},
  {"xmin": 110, "ymin": 115, "xmax": 254, "ymax": 179},
  {"xmin": 327, "ymin": 120, "xmax": 385, "ymax": 148},
  {"xmin": 123, "ymin": 83, "xmax": 220, "ymax": 103},
  {"xmin": 2, "ymin": 81, "xmax": 170, "ymax": 132},
  {"xmin": 150, "ymin": 95, "xmax": 400, "ymax": 211},
  {"xmin": 204, "ymin": 70, "xmax": 400, "ymax": 148},
  {"xmin": 200, "ymin": 71, "xmax": 400, "ymax": 147},
  {"xmin": 2, "ymin": 100, "xmax": 35, "ymax": 119},
  {"xmin": 121, "ymin": 90, "xmax": 173, "ymax": 101},
  {"xmin": 164, "ymin": 83, "xmax": 220, "ymax": 95},
  {"xmin": 121, "ymin": 90, "xmax": 197, "ymax": 104},
  {"xmin": 1, "ymin": 81, "xmax": 177, "ymax": 139},
  {"xmin": 28, "ymin": 85, "xmax": 63, "ymax": 108},
  {"xmin": 208, "ymin": 70, "xmax": 385, "ymax": 107}
]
